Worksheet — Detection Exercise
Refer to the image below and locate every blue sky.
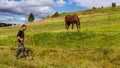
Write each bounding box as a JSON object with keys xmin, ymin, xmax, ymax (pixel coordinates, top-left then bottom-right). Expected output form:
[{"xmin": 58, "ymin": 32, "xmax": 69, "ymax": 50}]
[{"xmin": 0, "ymin": 0, "xmax": 120, "ymax": 24}]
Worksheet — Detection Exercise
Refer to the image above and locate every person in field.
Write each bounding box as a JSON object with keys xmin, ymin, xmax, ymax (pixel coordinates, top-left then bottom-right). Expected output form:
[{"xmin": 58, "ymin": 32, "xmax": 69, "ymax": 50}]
[{"xmin": 15, "ymin": 24, "xmax": 29, "ymax": 60}]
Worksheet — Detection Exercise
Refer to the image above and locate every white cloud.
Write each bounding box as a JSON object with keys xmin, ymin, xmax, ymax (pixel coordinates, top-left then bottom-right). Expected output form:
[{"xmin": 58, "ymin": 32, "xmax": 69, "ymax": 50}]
[
  {"xmin": 56, "ymin": 0, "xmax": 66, "ymax": 6},
  {"xmin": 19, "ymin": 17, "xmax": 26, "ymax": 21},
  {"xmin": 0, "ymin": 0, "xmax": 66, "ymax": 23},
  {"xmin": 0, "ymin": 0, "xmax": 55, "ymax": 16},
  {"xmin": 0, "ymin": 16, "xmax": 14, "ymax": 23},
  {"xmin": 72, "ymin": 0, "xmax": 120, "ymax": 8}
]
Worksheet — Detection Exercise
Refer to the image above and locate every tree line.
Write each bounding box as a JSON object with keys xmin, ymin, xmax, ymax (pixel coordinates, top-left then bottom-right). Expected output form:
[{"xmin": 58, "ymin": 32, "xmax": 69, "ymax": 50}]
[
  {"xmin": 93, "ymin": 2, "xmax": 116, "ymax": 9},
  {"xmin": 28, "ymin": 12, "xmax": 59, "ymax": 22},
  {"xmin": 0, "ymin": 23, "xmax": 15, "ymax": 27}
]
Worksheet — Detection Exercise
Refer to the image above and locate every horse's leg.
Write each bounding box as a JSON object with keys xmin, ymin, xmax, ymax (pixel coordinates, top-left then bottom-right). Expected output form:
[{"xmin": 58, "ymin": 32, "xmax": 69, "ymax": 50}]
[
  {"xmin": 66, "ymin": 23, "xmax": 71, "ymax": 32},
  {"xmin": 65, "ymin": 23, "xmax": 67, "ymax": 30},
  {"xmin": 66, "ymin": 25, "xmax": 68, "ymax": 32},
  {"xmin": 78, "ymin": 26, "xmax": 80, "ymax": 32},
  {"xmin": 76, "ymin": 23, "xmax": 80, "ymax": 32},
  {"xmin": 67, "ymin": 25, "xmax": 70, "ymax": 32},
  {"xmin": 65, "ymin": 22, "xmax": 68, "ymax": 32},
  {"xmin": 65, "ymin": 24, "xmax": 69, "ymax": 32},
  {"xmin": 72, "ymin": 23, "xmax": 74, "ymax": 30}
]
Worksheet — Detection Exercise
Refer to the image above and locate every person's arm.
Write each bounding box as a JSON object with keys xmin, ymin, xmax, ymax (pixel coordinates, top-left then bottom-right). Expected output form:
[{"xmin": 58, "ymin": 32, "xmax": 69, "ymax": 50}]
[
  {"xmin": 17, "ymin": 30, "xmax": 24, "ymax": 42},
  {"xmin": 17, "ymin": 36, "xmax": 24, "ymax": 42}
]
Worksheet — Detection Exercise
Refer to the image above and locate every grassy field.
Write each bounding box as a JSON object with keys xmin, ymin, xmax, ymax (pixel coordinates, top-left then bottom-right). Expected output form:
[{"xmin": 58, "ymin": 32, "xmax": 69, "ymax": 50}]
[{"xmin": 0, "ymin": 6, "xmax": 120, "ymax": 68}]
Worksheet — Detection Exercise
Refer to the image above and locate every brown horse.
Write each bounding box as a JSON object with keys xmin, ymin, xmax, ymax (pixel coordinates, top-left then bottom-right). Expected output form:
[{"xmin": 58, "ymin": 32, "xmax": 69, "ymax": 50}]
[{"xmin": 65, "ymin": 14, "xmax": 80, "ymax": 32}]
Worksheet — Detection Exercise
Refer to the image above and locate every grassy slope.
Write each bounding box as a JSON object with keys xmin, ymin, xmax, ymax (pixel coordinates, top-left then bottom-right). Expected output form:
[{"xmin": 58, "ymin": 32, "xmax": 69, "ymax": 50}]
[{"xmin": 0, "ymin": 7, "xmax": 120, "ymax": 68}]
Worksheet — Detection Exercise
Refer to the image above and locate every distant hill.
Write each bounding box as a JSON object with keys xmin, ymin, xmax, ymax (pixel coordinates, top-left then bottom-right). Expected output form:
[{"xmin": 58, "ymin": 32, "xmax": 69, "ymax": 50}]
[{"xmin": 30, "ymin": 6, "xmax": 120, "ymax": 24}]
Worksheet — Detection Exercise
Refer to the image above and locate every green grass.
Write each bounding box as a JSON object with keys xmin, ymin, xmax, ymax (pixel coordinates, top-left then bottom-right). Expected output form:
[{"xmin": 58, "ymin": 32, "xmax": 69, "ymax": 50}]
[{"xmin": 1, "ymin": 6, "xmax": 120, "ymax": 68}]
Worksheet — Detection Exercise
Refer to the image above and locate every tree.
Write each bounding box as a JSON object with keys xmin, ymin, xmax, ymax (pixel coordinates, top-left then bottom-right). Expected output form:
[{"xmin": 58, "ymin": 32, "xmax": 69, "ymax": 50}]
[
  {"xmin": 101, "ymin": 6, "xmax": 104, "ymax": 8},
  {"xmin": 0, "ymin": 23, "xmax": 12, "ymax": 27},
  {"xmin": 92, "ymin": 7, "xmax": 96, "ymax": 9},
  {"xmin": 112, "ymin": 2, "xmax": 116, "ymax": 11},
  {"xmin": 112, "ymin": 2, "xmax": 116, "ymax": 7},
  {"xmin": 52, "ymin": 12, "xmax": 59, "ymax": 17},
  {"xmin": 28, "ymin": 13, "xmax": 35, "ymax": 22},
  {"xmin": 47, "ymin": 15, "xmax": 50, "ymax": 18}
]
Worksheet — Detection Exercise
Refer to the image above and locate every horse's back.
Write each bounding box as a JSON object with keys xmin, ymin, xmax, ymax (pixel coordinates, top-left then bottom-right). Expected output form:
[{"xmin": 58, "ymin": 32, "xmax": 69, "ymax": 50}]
[
  {"xmin": 72, "ymin": 14, "xmax": 79, "ymax": 20},
  {"xmin": 65, "ymin": 14, "xmax": 80, "ymax": 24},
  {"xmin": 65, "ymin": 15, "xmax": 72, "ymax": 22}
]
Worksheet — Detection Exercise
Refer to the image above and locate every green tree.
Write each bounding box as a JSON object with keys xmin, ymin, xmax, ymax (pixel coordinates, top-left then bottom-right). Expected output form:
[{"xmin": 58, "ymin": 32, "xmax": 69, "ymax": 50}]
[
  {"xmin": 52, "ymin": 12, "xmax": 59, "ymax": 17},
  {"xmin": 112, "ymin": 2, "xmax": 116, "ymax": 7},
  {"xmin": 92, "ymin": 7, "xmax": 96, "ymax": 9},
  {"xmin": 47, "ymin": 15, "xmax": 50, "ymax": 18},
  {"xmin": 112, "ymin": 2, "xmax": 116, "ymax": 11},
  {"xmin": 101, "ymin": 6, "xmax": 104, "ymax": 8},
  {"xmin": 28, "ymin": 13, "xmax": 35, "ymax": 22}
]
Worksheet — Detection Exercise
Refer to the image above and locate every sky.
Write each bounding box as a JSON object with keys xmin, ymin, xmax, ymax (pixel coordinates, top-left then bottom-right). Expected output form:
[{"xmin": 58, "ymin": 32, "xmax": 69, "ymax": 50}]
[{"xmin": 0, "ymin": 0, "xmax": 120, "ymax": 24}]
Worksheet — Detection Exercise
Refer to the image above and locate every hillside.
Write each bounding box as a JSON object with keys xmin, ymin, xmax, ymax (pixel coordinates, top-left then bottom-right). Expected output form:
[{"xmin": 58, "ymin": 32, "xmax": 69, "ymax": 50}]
[{"xmin": 0, "ymin": 6, "xmax": 120, "ymax": 68}]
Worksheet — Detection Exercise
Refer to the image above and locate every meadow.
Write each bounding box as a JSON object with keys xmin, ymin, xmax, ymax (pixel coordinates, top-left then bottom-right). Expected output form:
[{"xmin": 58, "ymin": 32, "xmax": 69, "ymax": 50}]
[{"xmin": 0, "ymin": 6, "xmax": 120, "ymax": 68}]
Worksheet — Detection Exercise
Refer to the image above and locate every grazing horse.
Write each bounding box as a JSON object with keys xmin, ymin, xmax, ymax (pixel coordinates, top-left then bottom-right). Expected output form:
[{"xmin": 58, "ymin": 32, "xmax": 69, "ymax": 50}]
[{"xmin": 65, "ymin": 14, "xmax": 80, "ymax": 32}]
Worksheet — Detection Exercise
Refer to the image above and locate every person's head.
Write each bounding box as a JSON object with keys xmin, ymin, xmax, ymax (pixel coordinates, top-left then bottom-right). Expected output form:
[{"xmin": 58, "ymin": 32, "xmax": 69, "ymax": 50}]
[{"xmin": 21, "ymin": 24, "xmax": 27, "ymax": 31}]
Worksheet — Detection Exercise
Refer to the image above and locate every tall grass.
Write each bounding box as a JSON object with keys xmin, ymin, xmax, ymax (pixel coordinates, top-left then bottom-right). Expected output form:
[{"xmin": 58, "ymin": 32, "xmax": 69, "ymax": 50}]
[
  {"xmin": 1, "ymin": 30, "xmax": 120, "ymax": 48},
  {"xmin": 1, "ymin": 6, "xmax": 120, "ymax": 68},
  {"xmin": 0, "ymin": 43, "xmax": 120, "ymax": 68}
]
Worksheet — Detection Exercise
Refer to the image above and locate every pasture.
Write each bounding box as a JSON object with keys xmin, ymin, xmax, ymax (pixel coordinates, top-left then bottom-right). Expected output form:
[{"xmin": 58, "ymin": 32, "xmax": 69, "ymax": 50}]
[{"xmin": 0, "ymin": 6, "xmax": 120, "ymax": 68}]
